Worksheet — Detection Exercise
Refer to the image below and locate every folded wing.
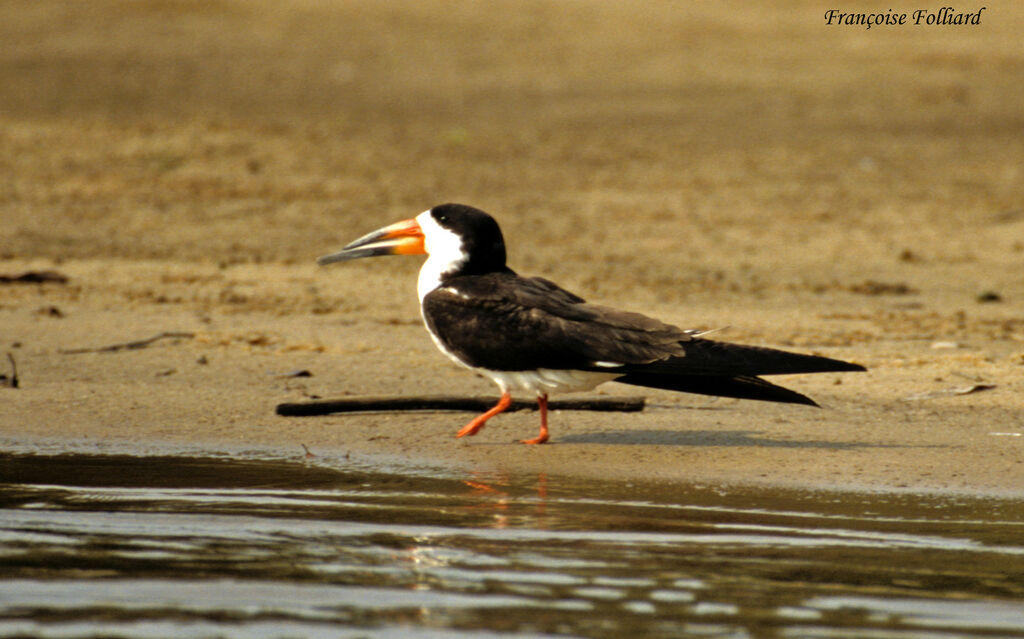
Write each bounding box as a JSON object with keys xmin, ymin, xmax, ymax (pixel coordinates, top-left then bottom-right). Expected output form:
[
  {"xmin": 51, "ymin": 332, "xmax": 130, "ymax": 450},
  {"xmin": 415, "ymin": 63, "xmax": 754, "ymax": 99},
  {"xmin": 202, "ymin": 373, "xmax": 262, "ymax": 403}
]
[{"xmin": 422, "ymin": 271, "xmax": 864, "ymax": 405}]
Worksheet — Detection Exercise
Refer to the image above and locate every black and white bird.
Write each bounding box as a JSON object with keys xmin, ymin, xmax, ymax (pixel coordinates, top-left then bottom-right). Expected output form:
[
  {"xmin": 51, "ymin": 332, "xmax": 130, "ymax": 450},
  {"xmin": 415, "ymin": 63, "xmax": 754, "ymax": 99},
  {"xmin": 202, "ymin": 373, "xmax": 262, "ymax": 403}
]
[{"xmin": 318, "ymin": 203, "xmax": 864, "ymax": 444}]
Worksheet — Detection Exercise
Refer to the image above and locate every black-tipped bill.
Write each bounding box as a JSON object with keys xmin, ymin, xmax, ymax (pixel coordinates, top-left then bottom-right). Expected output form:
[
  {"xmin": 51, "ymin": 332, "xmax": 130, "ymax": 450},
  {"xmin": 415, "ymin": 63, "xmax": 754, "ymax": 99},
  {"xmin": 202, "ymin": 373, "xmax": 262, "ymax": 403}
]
[{"xmin": 317, "ymin": 218, "xmax": 426, "ymax": 266}]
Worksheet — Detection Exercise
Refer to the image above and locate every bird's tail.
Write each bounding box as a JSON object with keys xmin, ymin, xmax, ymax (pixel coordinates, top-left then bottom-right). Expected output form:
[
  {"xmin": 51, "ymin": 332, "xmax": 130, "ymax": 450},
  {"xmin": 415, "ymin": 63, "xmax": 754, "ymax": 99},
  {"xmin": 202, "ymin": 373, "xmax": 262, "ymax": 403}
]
[
  {"xmin": 631, "ymin": 339, "xmax": 867, "ymax": 378},
  {"xmin": 611, "ymin": 339, "xmax": 867, "ymax": 406},
  {"xmin": 615, "ymin": 372, "xmax": 820, "ymax": 406}
]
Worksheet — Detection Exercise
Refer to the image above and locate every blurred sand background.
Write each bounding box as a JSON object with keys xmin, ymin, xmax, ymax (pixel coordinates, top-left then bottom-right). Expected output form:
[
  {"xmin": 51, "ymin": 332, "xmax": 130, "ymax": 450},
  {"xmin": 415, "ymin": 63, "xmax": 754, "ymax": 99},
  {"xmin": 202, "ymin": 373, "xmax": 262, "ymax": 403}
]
[{"xmin": 2, "ymin": 1, "xmax": 1023, "ymax": 494}]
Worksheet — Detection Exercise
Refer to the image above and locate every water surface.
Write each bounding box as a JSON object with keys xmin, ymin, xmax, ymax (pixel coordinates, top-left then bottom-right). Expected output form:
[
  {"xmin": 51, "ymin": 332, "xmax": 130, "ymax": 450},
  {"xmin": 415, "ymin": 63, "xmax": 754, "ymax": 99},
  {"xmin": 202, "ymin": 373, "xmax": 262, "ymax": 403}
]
[{"xmin": 2, "ymin": 451, "xmax": 1023, "ymax": 638}]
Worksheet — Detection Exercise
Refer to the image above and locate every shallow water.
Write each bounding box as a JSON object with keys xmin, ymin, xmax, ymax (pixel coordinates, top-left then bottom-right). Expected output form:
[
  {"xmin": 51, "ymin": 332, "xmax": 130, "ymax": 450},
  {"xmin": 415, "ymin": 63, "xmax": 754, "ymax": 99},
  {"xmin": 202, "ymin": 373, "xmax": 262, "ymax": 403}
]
[{"xmin": 1, "ymin": 451, "xmax": 1023, "ymax": 638}]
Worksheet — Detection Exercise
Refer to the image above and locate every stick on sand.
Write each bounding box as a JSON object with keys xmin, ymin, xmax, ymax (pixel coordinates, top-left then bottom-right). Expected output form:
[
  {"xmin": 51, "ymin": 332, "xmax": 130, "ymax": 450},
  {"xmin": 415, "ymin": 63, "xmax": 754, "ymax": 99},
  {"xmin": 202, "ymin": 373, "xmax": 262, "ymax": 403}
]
[
  {"xmin": 276, "ymin": 395, "xmax": 645, "ymax": 417},
  {"xmin": 59, "ymin": 331, "xmax": 196, "ymax": 354}
]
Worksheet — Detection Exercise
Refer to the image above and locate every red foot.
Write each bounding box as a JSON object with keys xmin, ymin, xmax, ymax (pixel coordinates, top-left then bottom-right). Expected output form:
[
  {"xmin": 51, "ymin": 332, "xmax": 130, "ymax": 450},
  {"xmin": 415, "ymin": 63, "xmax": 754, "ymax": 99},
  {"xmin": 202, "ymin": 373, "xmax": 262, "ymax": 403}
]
[
  {"xmin": 456, "ymin": 392, "xmax": 511, "ymax": 438},
  {"xmin": 520, "ymin": 394, "xmax": 550, "ymax": 445}
]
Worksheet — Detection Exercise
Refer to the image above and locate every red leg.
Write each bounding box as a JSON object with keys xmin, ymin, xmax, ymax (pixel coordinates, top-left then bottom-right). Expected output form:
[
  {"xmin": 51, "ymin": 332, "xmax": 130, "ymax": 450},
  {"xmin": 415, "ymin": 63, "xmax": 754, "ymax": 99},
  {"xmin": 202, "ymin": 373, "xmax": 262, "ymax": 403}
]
[
  {"xmin": 456, "ymin": 392, "xmax": 511, "ymax": 438},
  {"xmin": 520, "ymin": 394, "xmax": 550, "ymax": 445}
]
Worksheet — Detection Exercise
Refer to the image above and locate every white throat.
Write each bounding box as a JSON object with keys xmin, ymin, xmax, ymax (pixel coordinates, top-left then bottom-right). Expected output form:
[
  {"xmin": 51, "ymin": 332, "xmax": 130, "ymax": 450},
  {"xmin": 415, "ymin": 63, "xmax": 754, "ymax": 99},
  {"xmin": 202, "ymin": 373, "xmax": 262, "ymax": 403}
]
[{"xmin": 415, "ymin": 209, "xmax": 468, "ymax": 302}]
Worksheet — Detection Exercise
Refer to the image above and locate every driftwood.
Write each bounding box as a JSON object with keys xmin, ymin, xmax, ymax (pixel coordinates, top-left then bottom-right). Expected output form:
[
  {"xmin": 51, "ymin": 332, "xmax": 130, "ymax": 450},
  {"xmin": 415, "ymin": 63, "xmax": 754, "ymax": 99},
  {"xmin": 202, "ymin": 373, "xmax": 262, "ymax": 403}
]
[
  {"xmin": 59, "ymin": 331, "xmax": 196, "ymax": 354},
  {"xmin": 276, "ymin": 395, "xmax": 646, "ymax": 417}
]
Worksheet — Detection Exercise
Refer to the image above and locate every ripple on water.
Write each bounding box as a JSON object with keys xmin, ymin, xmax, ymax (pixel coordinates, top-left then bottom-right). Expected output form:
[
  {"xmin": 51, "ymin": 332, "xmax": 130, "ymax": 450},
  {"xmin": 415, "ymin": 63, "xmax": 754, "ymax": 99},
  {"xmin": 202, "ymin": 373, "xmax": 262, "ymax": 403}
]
[{"xmin": 2, "ymin": 451, "xmax": 1024, "ymax": 639}]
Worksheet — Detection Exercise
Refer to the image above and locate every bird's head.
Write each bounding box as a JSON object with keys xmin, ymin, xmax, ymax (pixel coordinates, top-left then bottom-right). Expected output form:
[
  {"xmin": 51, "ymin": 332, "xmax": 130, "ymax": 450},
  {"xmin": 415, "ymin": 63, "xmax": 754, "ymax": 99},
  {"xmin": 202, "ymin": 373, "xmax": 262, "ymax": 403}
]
[{"xmin": 317, "ymin": 204, "xmax": 507, "ymax": 276}]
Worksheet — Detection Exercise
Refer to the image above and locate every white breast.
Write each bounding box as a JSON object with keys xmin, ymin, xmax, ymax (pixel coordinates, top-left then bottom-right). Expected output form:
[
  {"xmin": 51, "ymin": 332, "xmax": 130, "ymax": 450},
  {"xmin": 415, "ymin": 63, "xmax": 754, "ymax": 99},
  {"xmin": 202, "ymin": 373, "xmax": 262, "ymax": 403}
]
[{"xmin": 415, "ymin": 209, "xmax": 468, "ymax": 302}]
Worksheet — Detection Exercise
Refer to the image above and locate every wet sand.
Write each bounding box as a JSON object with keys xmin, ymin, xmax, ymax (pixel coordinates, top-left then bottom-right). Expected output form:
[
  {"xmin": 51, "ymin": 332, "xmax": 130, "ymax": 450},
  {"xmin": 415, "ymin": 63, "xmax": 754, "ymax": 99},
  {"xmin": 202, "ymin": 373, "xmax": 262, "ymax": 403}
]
[{"xmin": 2, "ymin": 1, "xmax": 1023, "ymax": 495}]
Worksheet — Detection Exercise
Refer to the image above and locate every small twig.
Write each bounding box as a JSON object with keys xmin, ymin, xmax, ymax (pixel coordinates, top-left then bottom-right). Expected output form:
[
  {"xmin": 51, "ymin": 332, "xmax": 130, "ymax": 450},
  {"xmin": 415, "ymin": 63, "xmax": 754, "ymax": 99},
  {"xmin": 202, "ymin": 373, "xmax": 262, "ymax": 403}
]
[
  {"xmin": 276, "ymin": 395, "xmax": 646, "ymax": 417},
  {"xmin": 903, "ymin": 384, "xmax": 996, "ymax": 401},
  {"xmin": 59, "ymin": 331, "xmax": 196, "ymax": 354},
  {"xmin": 0, "ymin": 270, "xmax": 69, "ymax": 285},
  {"xmin": 1, "ymin": 353, "xmax": 17, "ymax": 388}
]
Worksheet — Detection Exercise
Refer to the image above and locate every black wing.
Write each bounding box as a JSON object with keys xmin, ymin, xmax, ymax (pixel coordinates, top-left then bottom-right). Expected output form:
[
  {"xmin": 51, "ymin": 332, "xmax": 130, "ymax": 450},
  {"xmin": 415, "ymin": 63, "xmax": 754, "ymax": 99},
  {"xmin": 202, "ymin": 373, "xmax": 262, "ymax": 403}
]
[
  {"xmin": 421, "ymin": 272, "xmax": 688, "ymax": 371},
  {"xmin": 421, "ymin": 271, "xmax": 864, "ymax": 379},
  {"xmin": 619, "ymin": 337, "xmax": 866, "ymax": 377}
]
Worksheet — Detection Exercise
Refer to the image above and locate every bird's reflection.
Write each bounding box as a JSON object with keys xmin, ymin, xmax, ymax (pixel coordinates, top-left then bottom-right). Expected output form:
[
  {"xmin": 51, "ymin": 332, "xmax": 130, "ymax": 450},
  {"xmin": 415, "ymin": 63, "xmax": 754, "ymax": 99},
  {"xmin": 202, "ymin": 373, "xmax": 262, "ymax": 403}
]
[{"xmin": 460, "ymin": 471, "xmax": 550, "ymax": 526}]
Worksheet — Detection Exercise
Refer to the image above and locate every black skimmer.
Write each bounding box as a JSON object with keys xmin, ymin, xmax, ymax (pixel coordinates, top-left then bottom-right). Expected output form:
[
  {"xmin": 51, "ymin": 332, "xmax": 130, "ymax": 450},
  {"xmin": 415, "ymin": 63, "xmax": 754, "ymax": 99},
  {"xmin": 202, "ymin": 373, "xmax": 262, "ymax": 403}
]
[{"xmin": 318, "ymin": 203, "xmax": 865, "ymax": 444}]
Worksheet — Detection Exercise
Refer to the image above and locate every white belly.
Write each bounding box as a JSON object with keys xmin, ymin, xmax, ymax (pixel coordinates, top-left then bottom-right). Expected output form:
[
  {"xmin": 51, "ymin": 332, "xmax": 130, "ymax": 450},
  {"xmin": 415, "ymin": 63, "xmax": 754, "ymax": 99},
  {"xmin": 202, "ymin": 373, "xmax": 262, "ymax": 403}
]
[
  {"xmin": 419, "ymin": 284, "xmax": 618, "ymax": 396},
  {"xmin": 480, "ymin": 368, "xmax": 618, "ymax": 396},
  {"xmin": 424, "ymin": 321, "xmax": 617, "ymax": 395},
  {"xmin": 421, "ymin": 315, "xmax": 617, "ymax": 396}
]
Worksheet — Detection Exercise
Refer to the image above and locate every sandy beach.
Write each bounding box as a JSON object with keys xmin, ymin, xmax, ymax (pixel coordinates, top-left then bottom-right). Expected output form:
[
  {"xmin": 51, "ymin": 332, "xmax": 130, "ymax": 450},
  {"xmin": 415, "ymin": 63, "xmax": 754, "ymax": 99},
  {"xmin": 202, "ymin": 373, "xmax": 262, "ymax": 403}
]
[{"xmin": 2, "ymin": 1, "xmax": 1023, "ymax": 496}]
